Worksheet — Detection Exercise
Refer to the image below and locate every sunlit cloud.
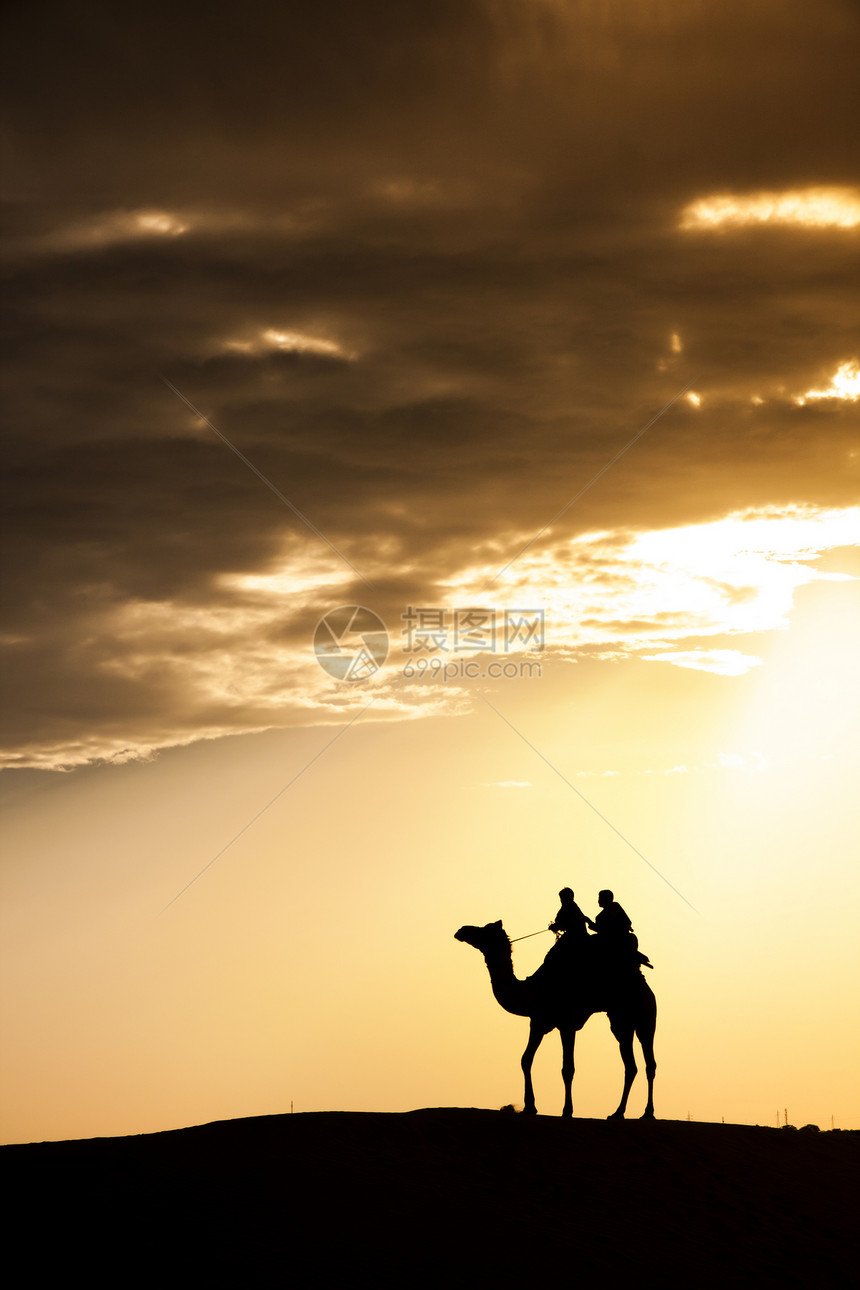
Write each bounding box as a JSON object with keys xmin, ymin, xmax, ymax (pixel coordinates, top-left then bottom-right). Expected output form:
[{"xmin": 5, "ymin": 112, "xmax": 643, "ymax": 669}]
[
  {"xmin": 12, "ymin": 205, "xmax": 331, "ymax": 259},
  {"xmin": 657, "ymin": 333, "xmax": 684, "ymax": 373},
  {"xmin": 680, "ymin": 186, "xmax": 860, "ymax": 231},
  {"xmin": 8, "ymin": 505, "xmax": 857, "ymax": 769},
  {"xmin": 263, "ymin": 329, "xmax": 350, "ymax": 358},
  {"xmin": 133, "ymin": 212, "xmax": 188, "ymax": 237},
  {"xmin": 1, "ymin": 567, "xmax": 468, "ymax": 769},
  {"xmin": 222, "ymin": 566, "xmax": 351, "ymax": 597},
  {"xmin": 222, "ymin": 328, "xmax": 354, "ymax": 360},
  {"xmin": 643, "ymin": 649, "xmax": 763, "ymax": 677},
  {"xmin": 49, "ymin": 208, "xmax": 192, "ymax": 248},
  {"xmin": 793, "ymin": 359, "xmax": 860, "ymax": 406},
  {"xmin": 741, "ymin": 361, "xmax": 859, "ymax": 409},
  {"xmin": 576, "ymin": 753, "xmax": 773, "ymax": 778},
  {"xmin": 457, "ymin": 505, "xmax": 860, "ymax": 664}
]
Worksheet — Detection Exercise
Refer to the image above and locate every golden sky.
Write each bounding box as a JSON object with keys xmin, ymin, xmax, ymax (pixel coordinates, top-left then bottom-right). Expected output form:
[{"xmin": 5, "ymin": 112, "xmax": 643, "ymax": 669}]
[{"xmin": 1, "ymin": 0, "xmax": 859, "ymax": 1142}]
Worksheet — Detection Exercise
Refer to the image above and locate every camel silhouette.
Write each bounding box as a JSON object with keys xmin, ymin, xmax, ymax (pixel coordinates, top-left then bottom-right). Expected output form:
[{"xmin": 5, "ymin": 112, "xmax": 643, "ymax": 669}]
[{"xmin": 455, "ymin": 920, "xmax": 656, "ymax": 1118}]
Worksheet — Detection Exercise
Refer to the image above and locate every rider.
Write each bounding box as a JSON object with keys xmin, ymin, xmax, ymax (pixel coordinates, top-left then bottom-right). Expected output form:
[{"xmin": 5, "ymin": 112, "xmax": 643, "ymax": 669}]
[
  {"xmin": 591, "ymin": 890, "xmax": 652, "ymax": 968},
  {"xmin": 591, "ymin": 889, "xmax": 632, "ymax": 938},
  {"xmin": 549, "ymin": 887, "xmax": 590, "ymax": 941}
]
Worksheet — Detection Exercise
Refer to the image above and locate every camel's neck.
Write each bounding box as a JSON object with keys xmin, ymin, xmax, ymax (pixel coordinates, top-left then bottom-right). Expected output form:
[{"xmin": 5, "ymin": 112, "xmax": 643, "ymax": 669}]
[{"xmin": 482, "ymin": 946, "xmax": 532, "ymax": 1017}]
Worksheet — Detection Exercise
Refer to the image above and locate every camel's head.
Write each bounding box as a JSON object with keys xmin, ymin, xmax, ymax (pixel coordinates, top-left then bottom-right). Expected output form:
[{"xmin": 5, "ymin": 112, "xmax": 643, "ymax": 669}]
[{"xmin": 454, "ymin": 920, "xmax": 511, "ymax": 957}]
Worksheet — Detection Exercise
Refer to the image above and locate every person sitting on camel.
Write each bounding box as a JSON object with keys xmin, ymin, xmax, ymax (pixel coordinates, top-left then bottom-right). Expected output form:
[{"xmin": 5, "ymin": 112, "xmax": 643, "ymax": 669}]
[
  {"xmin": 549, "ymin": 887, "xmax": 590, "ymax": 941},
  {"xmin": 591, "ymin": 889, "xmax": 652, "ymax": 968}
]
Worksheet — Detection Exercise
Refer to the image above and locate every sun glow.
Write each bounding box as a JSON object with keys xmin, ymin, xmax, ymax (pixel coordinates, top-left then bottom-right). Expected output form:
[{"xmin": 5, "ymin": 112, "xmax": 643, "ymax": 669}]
[{"xmin": 680, "ymin": 186, "xmax": 860, "ymax": 230}]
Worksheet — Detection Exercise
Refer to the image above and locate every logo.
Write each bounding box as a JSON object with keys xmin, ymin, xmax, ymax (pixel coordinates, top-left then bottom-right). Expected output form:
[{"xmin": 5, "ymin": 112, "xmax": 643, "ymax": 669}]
[{"xmin": 313, "ymin": 605, "xmax": 389, "ymax": 681}]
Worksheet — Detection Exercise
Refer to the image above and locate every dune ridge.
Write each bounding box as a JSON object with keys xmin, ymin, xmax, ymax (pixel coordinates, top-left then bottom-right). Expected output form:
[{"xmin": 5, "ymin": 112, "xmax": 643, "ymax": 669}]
[{"xmin": 4, "ymin": 1108, "xmax": 857, "ymax": 1285}]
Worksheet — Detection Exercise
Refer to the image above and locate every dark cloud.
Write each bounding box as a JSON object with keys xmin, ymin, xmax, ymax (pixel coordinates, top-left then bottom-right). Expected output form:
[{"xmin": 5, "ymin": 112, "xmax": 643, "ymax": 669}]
[{"xmin": 2, "ymin": 0, "xmax": 859, "ymax": 766}]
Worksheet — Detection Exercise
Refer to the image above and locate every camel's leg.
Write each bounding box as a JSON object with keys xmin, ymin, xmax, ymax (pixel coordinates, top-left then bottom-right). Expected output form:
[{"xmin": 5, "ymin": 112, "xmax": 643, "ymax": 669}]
[
  {"xmin": 607, "ymin": 1016, "xmax": 637, "ymax": 1120},
  {"xmin": 560, "ymin": 1026, "xmax": 576, "ymax": 1118},
  {"xmin": 521, "ymin": 1020, "xmax": 544, "ymax": 1114},
  {"xmin": 636, "ymin": 1017, "xmax": 657, "ymax": 1119}
]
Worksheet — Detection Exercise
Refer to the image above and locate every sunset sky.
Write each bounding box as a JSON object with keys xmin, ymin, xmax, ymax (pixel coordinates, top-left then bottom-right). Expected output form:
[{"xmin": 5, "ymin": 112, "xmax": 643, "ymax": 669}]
[{"xmin": 2, "ymin": 0, "xmax": 859, "ymax": 1144}]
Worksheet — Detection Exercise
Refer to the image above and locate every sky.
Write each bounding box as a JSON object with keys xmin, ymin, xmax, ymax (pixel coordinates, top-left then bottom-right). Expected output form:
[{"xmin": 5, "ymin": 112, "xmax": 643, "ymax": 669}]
[{"xmin": 1, "ymin": 0, "xmax": 859, "ymax": 1143}]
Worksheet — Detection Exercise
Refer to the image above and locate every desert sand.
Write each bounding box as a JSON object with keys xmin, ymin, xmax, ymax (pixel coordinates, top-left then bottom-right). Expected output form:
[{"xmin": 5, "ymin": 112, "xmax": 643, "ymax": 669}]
[{"xmin": 3, "ymin": 1109, "xmax": 857, "ymax": 1286}]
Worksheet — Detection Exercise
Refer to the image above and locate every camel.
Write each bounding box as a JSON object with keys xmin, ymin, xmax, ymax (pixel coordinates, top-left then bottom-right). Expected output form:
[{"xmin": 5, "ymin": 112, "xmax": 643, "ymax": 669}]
[{"xmin": 455, "ymin": 921, "xmax": 656, "ymax": 1119}]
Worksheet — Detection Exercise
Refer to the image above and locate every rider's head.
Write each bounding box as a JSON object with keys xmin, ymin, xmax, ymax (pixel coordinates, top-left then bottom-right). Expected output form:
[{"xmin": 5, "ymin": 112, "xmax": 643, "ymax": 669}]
[
  {"xmin": 559, "ymin": 887, "xmax": 574, "ymax": 902},
  {"xmin": 598, "ymin": 889, "xmax": 613, "ymax": 907}
]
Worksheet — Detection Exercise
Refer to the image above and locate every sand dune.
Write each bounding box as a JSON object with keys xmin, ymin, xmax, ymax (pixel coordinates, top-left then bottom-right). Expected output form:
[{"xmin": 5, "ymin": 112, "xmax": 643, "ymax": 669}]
[{"xmin": 3, "ymin": 1109, "xmax": 857, "ymax": 1286}]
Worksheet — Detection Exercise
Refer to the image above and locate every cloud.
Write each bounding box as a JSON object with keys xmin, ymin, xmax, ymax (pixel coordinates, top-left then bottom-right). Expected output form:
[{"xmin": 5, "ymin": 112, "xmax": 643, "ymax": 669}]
[
  {"xmin": 218, "ymin": 328, "xmax": 355, "ymax": 362},
  {"xmin": 458, "ymin": 506, "xmax": 860, "ymax": 653},
  {"xmin": 680, "ymin": 186, "xmax": 860, "ymax": 230},
  {"xmin": 3, "ymin": 0, "xmax": 860, "ymax": 769},
  {"xmin": 51, "ymin": 209, "xmax": 191, "ymax": 248},
  {"xmin": 794, "ymin": 359, "xmax": 860, "ymax": 405},
  {"xmin": 2, "ymin": 489, "xmax": 856, "ymax": 767},
  {"xmin": 643, "ymin": 650, "xmax": 763, "ymax": 677}
]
